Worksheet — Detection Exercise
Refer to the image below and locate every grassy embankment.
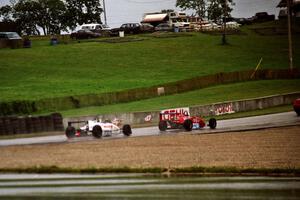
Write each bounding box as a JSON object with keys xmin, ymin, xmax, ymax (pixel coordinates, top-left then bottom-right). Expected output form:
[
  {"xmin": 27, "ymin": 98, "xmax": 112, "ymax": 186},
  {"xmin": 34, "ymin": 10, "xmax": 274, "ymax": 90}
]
[
  {"xmin": 0, "ymin": 21, "xmax": 299, "ymax": 116},
  {"xmin": 61, "ymin": 79, "xmax": 300, "ymax": 117}
]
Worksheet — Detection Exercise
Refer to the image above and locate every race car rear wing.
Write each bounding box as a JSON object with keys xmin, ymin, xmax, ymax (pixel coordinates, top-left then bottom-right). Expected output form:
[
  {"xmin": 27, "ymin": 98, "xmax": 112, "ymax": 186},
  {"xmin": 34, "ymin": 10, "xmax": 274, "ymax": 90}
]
[
  {"xmin": 67, "ymin": 120, "xmax": 87, "ymax": 127},
  {"xmin": 159, "ymin": 107, "xmax": 190, "ymax": 121}
]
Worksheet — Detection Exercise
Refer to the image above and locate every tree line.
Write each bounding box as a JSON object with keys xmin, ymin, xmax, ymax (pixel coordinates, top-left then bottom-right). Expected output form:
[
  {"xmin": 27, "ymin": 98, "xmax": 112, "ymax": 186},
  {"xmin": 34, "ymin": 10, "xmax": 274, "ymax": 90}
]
[
  {"xmin": 0, "ymin": 0, "xmax": 103, "ymax": 35},
  {"xmin": 0, "ymin": 0, "xmax": 234, "ymax": 36}
]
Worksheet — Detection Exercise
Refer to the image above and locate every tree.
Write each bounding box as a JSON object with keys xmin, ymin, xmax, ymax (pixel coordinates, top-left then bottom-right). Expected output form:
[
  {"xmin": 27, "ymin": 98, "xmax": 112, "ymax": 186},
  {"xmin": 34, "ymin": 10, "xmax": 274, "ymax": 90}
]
[
  {"xmin": 35, "ymin": 0, "xmax": 67, "ymax": 35},
  {"xmin": 176, "ymin": 0, "xmax": 207, "ymax": 19},
  {"xmin": 176, "ymin": 0, "xmax": 234, "ymax": 44},
  {"xmin": 211, "ymin": 0, "xmax": 234, "ymax": 45},
  {"xmin": 1, "ymin": 0, "xmax": 104, "ymax": 35},
  {"xmin": 65, "ymin": 0, "xmax": 103, "ymax": 31},
  {"xmin": 176, "ymin": 0, "xmax": 234, "ymax": 21},
  {"xmin": 207, "ymin": 0, "xmax": 234, "ymax": 23},
  {"xmin": 1, "ymin": 0, "xmax": 67, "ymax": 35},
  {"xmin": 13, "ymin": 0, "xmax": 41, "ymax": 35},
  {"xmin": 207, "ymin": 0, "xmax": 223, "ymax": 22},
  {"xmin": 0, "ymin": 5, "xmax": 13, "ymax": 22}
]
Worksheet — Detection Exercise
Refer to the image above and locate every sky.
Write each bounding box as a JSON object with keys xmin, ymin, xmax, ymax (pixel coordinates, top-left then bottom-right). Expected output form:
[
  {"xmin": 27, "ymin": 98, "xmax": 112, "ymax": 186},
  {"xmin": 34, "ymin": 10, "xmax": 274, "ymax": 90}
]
[{"xmin": 0, "ymin": 0, "xmax": 282, "ymax": 28}]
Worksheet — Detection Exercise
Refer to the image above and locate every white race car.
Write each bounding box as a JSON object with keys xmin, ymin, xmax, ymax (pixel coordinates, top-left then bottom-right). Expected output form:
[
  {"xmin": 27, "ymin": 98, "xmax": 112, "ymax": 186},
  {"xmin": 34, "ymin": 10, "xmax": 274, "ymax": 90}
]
[{"xmin": 65, "ymin": 119, "xmax": 132, "ymax": 138}]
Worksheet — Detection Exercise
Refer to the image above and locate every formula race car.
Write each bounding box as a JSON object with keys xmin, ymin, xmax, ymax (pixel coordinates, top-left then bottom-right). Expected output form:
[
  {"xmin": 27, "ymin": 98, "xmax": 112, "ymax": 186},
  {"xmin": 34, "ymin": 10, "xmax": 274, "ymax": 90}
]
[
  {"xmin": 65, "ymin": 118, "xmax": 132, "ymax": 138},
  {"xmin": 293, "ymin": 98, "xmax": 300, "ymax": 116},
  {"xmin": 158, "ymin": 108, "xmax": 217, "ymax": 131}
]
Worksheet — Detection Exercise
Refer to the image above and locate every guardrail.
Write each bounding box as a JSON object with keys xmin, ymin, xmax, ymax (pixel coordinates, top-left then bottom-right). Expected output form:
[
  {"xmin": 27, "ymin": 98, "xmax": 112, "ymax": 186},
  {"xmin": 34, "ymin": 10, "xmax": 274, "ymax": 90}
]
[{"xmin": 64, "ymin": 92, "xmax": 300, "ymax": 128}]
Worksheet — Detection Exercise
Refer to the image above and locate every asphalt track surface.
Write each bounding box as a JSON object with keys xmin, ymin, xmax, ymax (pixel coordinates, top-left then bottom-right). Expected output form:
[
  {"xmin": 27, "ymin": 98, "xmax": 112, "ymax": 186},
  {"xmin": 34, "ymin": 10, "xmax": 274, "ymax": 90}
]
[
  {"xmin": 1, "ymin": 175, "xmax": 299, "ymax": 198},
  {"xmin": 0, "ymin": 112, "xmax": 299, "ymax": 147}
]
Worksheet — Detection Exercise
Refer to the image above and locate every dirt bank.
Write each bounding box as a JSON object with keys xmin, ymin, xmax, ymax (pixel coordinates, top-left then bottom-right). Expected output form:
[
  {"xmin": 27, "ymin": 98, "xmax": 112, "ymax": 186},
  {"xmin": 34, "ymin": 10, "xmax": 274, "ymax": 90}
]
[{"xmin": 1, "ymin": 126, "xmax": 300, "ymax": 170}]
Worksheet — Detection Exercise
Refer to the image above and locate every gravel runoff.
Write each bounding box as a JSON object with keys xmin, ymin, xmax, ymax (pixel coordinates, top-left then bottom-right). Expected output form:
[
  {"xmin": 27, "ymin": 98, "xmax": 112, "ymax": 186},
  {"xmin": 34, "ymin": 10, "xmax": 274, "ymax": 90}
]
[{"xmin": 0, "ymin": 126, "xmax": 299, "ymax": 170}]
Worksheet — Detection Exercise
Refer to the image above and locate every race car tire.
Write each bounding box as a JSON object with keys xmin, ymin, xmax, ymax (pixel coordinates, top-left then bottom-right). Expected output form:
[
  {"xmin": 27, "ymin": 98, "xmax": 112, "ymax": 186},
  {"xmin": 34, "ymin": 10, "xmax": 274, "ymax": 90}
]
[
  {"xmin": 159, "ymin": 120, "xmax": 167, "ymax": 131},
  {"xmin": 92, "ymin": 125, "xmax": 102, "ymax": 138},
  {"xmin": 122, "ymin": 124, "xmax": 132, "ymax": 136},
  {"xmin": 295, "ymin": 108, "xmax": 300, "ymax": 116},
  {"xmin": 183, "ymin": 119, "xmax": 193, "ymax": 131},
  {"xmin": 208, "ymin": 118, "xmax": 217, "ymax": 129},
  {"xmin": 65, "ymin": 126, "xmax": 76, "ymax": 138}
]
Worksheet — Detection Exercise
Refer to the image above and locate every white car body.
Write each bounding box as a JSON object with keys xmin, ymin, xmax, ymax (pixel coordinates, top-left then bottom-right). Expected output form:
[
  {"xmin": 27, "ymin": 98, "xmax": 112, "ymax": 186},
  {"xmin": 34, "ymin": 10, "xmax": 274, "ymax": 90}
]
[
  {"xmin": 80, "ymin": 119, "xmax": 121, "ymax": 137},
  {"xmin": 225, "ymin": 21, "xmax": 241, "ymax": 29},
  {"xmin": 81, "ymin": 23, "xmax": 111, "ymax": 31},
  {"xmin": 65, "ymin": 118, "xmax": 131, "ymax": 138},
  {"xmin": 202, "ymin": 22, "xmax": 221, "ymax": 30}
]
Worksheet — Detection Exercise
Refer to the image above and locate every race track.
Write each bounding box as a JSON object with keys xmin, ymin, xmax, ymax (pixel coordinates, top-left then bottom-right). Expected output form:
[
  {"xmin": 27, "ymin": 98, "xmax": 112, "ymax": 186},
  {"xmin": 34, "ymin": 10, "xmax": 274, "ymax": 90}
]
[{"xmin": 0, "ymin": 111, "xmax": 299, "ymax": 147}]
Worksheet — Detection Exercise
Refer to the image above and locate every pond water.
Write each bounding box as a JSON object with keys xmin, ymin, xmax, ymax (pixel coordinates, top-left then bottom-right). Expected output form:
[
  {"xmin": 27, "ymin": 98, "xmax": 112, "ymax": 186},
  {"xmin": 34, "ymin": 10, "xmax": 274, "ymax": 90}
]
[{"xmin": 0, "ymin": 173, "xmax": 299, "ymax": 199}]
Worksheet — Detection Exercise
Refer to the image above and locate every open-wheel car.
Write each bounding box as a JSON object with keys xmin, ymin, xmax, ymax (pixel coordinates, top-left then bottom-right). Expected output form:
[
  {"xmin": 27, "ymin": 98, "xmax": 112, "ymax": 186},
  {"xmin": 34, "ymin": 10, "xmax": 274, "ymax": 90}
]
[
  {"xmin": 293, "ymin": 98, "xmax": 300, "ymax": 116},
  {"xmin": 65, "ymin": 118, "xmax": 132, "ymax": 139},
  {"xmin": 158, "ymin": 108, "xmax": 217, "ymax": 132}
]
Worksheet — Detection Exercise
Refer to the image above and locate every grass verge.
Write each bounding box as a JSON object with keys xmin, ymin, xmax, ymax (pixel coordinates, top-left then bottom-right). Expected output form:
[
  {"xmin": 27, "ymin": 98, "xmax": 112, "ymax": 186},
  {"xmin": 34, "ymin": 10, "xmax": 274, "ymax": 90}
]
[
  {"xmin": 211, "ymin": 105, "xmax": 293, "ymax": 121},
  {"xmin": 60, "ymin": 79, "xmax": 300, "ymax": 117},
  {"xmin": 0, "ymin": 166, "xmax": 299, "ymax": 176}
]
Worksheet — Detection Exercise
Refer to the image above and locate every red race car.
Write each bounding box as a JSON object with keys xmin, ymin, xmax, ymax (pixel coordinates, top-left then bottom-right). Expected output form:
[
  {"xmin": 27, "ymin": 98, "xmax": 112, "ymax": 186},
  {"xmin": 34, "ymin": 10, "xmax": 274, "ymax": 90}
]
[
  {"xmin": 293, "ymin": 98, "xmax": 300, "ymax": 116},
  {"xmin": 158, "ymin": 108, "xmax": 217, "ymax": 131}
]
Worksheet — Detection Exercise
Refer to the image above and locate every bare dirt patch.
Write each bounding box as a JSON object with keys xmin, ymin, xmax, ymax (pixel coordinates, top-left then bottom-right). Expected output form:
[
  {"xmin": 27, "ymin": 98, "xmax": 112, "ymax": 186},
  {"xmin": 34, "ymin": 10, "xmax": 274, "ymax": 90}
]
[{"xmin": 1, "ymin": 126, "xmax": 300, "ymax": 169}]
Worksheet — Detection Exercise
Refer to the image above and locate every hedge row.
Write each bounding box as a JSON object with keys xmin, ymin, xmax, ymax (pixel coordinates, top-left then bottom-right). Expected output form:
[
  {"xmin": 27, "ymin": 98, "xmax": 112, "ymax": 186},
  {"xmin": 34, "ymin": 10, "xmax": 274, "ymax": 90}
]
[{"xmin": 0, "ymin": 69, "xmax": 299, "ymax": 116}]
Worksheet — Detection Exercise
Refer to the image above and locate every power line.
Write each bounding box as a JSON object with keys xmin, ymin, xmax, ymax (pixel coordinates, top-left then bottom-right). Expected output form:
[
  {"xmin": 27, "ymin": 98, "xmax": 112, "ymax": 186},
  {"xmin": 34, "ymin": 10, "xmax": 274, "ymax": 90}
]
[
  {"xmin": 103, "ymin": 0, "xmax": 107, "ymax": 25},
  {"xmin": 124, "ymin": 0, "xmax": 174, "ymax": 4}
]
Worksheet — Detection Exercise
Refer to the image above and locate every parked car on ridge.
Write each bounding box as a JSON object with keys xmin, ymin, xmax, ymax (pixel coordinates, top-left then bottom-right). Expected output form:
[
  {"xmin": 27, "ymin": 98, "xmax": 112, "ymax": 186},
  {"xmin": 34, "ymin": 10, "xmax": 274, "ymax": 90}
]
[
  {"xmin": 0, "ymin": 32, "xmax": 22, "ymax": 40},
  {"xmin": 110, "ymin": 23, "xmax": 143, "ymax": 36},
  {"xmin": 140, "ymin": 23, "xmax": 155, "ymax": 33},
  {"xmin": 155, "ymin": 23, "xmax": 173, "ymax": 32},
  {"xmin": 81, "ymin": 23, "xmax": 111, "ymax": 32},
  {"xmin": 70, "ymin": 29, "xmax": 101, "ymax": 40},
  {"xmin": 0, "ymin": 32, "xmax": 23, "ymax": 48}
]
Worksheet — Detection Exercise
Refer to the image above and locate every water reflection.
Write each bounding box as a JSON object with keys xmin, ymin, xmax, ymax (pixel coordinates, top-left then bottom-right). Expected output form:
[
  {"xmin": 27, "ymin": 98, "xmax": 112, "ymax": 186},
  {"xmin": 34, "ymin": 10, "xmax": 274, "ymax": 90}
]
[{"xmin": 0, "ymin": 174, "xmax": 299, "ymax": 199}]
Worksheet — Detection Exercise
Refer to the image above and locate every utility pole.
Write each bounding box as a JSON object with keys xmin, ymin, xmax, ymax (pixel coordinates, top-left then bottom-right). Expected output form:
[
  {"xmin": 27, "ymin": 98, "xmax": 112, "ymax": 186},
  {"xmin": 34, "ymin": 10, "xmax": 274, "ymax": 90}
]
[
  {"xmin": 287, "ymin": 0, "xmax": 293, "ymax": 70},
  {"xmin": 103, "ymin": 0, "xmax": 107, "ymax": 25},
  {"xmin": 222, "ymin": 0, "xmax": 227, "ymax": 45}
]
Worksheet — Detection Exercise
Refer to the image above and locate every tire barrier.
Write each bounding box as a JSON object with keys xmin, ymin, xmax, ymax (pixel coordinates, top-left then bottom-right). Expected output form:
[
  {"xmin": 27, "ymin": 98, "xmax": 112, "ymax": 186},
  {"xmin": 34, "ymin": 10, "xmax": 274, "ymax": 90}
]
[
  {"xmin": 52, "ymin": 113, "xmax": 64, "ymax": 131},
  {"xmin": 31, "ymin": 117, "xmax": 42, "ymax": 133},
  {"xmin": 0, "ymin": 69, "xmax": 299, "ymax": 116},
  {"xmin": 0, "ymin": 113, "xmax": 64, "ymax": 136}
]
